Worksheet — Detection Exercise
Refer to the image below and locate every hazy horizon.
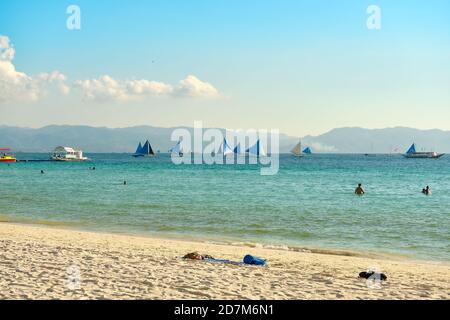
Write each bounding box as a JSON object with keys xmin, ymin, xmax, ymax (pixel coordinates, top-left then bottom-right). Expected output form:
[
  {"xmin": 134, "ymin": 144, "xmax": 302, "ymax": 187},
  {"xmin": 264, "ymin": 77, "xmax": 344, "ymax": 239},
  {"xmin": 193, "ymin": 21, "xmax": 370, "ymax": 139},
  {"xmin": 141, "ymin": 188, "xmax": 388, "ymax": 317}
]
[
  {"xmin": 1, "ymin": 123, "xmax": 450, "ymax": 136},
  {"xmin": 2, "ymin": 124, "xmax": 450, "ymax": 153}
]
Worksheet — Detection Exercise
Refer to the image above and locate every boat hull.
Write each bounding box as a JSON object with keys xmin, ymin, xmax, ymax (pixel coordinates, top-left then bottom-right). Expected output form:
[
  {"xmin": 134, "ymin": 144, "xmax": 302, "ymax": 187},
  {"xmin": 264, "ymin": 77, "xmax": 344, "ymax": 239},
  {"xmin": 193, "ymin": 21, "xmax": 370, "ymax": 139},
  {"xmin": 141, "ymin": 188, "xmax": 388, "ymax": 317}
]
[
  {"xmin": 0, "ymin": 158, "xmax": 16, "ymax": 163},
  {"xmin": 51, "ymin": 157, "xmax": 88, "ymax": 162},
  {"xmin": 132, "ymin": 154, "xmax": 155, "ymax": 157},
  {"xmin": 403, "ymin": 153, "xmax": 444, "ymax": 159}
]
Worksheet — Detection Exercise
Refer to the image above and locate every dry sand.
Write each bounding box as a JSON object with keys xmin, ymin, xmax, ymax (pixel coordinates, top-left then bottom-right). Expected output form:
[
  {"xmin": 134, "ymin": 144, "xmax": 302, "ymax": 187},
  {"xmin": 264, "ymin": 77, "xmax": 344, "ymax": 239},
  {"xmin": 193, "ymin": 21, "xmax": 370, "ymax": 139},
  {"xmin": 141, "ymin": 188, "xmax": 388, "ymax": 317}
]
[{"xmin": 0, "ymin": 222, "xmax": 448, "ymax": 300}]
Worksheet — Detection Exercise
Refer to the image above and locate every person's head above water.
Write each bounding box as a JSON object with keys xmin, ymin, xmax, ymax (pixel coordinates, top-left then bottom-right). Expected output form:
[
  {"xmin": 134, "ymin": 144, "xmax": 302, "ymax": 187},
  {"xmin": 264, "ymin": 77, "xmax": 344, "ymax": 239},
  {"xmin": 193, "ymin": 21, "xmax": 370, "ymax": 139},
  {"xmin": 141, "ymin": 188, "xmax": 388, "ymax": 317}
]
[{"xmin": 358, "ymin": 183, "xmax": 362, "ymax": 187}]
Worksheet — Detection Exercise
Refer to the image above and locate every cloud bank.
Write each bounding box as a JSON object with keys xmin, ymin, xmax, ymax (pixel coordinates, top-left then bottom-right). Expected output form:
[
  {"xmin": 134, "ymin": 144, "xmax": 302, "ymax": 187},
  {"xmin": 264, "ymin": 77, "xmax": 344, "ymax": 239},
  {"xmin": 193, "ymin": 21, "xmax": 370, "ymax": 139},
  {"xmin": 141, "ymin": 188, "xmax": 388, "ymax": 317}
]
[
  {"xmin": 0, "ymin": 35, "xmax": 221, "ymax": 104},
  {"xmin": 74, "ymin": 74, "xmax": 219, "ymax": 102},
  {"xmin": 0, "ymin": 35, "xmax": 69, "ymax": 103}
]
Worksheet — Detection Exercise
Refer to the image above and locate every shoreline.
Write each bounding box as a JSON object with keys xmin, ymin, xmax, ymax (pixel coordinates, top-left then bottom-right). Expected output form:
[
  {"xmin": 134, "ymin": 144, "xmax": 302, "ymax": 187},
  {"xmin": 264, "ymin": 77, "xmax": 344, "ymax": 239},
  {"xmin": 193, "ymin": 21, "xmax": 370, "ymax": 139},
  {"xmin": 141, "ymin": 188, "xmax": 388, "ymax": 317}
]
[
  {"xmin": 0, "ymin": 222, "xmax": 449, "ymax": 299},
  {"xmin": 0, "ymin": 218, "xmax": 440, "ymax": 264}
]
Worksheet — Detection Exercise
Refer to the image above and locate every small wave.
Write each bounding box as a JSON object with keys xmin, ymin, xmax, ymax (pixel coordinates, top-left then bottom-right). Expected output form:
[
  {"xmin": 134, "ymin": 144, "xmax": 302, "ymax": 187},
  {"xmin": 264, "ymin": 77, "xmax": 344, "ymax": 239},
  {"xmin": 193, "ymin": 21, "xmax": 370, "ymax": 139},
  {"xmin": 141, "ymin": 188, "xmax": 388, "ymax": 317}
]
[
  {"xmin": 203, "ymin": 238, "xmax": 393, "ymax": 259},
  {"xmin": 0, "ymin": 215, "xmax": 74, "ymax": 228}
]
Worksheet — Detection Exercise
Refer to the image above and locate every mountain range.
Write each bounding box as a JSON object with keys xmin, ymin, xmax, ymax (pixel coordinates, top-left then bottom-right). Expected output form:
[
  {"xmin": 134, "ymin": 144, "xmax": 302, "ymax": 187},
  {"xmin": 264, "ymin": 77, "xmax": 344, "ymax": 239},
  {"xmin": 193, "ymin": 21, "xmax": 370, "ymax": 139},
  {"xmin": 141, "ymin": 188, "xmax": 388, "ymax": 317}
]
[{"xmin": 1, "ymin": 125, "xmax": 449, "ymax": 153}]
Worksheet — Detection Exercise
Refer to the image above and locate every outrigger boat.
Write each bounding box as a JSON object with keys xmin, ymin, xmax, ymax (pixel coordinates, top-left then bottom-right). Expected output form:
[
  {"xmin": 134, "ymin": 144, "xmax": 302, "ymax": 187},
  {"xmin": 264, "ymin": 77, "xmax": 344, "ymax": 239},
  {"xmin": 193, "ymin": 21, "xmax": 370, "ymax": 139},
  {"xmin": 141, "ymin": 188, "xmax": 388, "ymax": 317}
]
[
  {"xmin": 132, "ymin": 140, "xmax": 155, "ymax": 157},
  {"xmin": 291, "ymin": 140, "xmax": 302, "ymax": 157},
  {"xmin": 403, "ymin": 143, "xmax": 444, "ymax": 159},
  {"xmin": 0, "ymin": 148, "xmax": 16, "ymax": 162}
]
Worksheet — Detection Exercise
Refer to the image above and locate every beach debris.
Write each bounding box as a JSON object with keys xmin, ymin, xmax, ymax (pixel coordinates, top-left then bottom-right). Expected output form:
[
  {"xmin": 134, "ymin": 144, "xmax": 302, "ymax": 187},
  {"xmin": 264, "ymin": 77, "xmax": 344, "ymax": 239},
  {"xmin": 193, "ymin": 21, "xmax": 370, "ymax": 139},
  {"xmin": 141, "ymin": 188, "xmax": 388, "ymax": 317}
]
[
  {"xmin": 359, "ymin": 271, "xmax": 387, "ymax": 281},
  {"xmin": 243, "ymin": 254, "xmax": 267, "ymax": 266},
  {"xmin": 182, "ymin": 252, "xmax": 267, "ymax": 266},
  {"xmin": 183, "ymin": 252, "xmax": 214, "ymax": 260}
]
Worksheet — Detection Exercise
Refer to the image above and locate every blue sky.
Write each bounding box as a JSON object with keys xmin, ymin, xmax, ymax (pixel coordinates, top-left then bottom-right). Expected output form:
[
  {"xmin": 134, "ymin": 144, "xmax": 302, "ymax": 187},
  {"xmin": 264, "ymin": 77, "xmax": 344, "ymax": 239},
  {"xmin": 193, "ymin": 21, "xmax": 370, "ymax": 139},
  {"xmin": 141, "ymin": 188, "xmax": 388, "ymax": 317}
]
[{"xmin": 0, "ymin": 0, "xmax": 449, "ymax": 135}]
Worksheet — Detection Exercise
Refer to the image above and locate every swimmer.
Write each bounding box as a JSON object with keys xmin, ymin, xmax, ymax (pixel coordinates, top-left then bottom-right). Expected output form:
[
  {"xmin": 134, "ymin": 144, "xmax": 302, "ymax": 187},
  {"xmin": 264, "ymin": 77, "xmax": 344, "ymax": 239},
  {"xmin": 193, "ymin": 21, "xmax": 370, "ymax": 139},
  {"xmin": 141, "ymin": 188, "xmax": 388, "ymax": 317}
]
[
  {"xmin": 422, "ymin": 186, "xmax": 431, "ymax": 195},
  {"xmin": 355, "ymin": 183, "xmax": 365, "ymax": 195}
]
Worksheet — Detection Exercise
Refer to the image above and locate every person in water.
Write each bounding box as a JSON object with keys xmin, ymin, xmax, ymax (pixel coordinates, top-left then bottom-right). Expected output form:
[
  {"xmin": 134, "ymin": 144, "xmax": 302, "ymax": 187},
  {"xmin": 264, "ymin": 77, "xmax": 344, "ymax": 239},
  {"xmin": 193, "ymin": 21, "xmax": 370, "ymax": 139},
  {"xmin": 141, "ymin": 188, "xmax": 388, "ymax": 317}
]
[
  {"xmin": 355, "ymin": 183, "xmax": 365, "ymax": 195},
  {"xmin": 422, "ymin": 186, "xmax": 431, "ymax": 195}
]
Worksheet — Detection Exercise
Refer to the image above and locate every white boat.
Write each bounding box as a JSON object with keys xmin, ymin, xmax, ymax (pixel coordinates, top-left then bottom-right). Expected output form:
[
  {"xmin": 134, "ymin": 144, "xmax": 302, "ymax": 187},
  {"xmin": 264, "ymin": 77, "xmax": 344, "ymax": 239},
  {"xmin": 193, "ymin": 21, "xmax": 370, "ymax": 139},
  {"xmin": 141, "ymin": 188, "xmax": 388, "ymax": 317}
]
[
  {"xmin": 51, "ymin": 146, "xmax": 88, "ymax": 161},
  {"xmin": 169, "ymin": 140, "xmax": 185, "ymax": 156},
  {"xmin": 291, "ymin": 140, "xmax": 302, "ymax": 157},
  {"xmin": 403, "ymin": 143, "xmax": 444, "ymax": 159}
]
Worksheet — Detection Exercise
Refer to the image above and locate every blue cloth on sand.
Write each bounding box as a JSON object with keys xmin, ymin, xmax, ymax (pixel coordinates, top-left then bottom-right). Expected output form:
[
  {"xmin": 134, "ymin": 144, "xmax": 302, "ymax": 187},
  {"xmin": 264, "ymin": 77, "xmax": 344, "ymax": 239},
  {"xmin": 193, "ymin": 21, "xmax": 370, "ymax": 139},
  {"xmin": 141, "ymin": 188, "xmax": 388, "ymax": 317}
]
[{"xmin": 243, "ymin": 255, "xmax": 266, "ymax": 266}]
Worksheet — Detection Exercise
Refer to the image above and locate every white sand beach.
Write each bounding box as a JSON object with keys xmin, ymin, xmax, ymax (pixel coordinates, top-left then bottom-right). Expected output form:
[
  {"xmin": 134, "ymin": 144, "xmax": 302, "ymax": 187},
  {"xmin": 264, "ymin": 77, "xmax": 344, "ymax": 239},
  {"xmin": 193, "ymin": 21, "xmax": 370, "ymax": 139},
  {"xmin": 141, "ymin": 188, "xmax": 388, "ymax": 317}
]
[{"xmin": 0, "ymin": 222, "xmax": 448, "ymax": 300}]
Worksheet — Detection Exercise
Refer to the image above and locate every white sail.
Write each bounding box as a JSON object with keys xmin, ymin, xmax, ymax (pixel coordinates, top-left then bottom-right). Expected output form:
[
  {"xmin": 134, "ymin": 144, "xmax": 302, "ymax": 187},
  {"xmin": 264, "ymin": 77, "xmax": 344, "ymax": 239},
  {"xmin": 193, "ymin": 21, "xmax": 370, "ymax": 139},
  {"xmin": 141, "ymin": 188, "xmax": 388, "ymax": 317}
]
[
  {"xmin": 223, "ymin": 139, "xmax": 234, "ymax": 156},
  {"xmin": 291, "ymin": 141, "xmax": 302, "ymax": 156},
  {"xmin": 246, "ymin": 140, "xmax": 266, "ymax": 156},
  {"xmin": 259, "ymin": 144, "xmax": 266, "ymax": 157},
  {"xmin": 170, "ymin": 140, "xmax": 183, "ymax": 154}
]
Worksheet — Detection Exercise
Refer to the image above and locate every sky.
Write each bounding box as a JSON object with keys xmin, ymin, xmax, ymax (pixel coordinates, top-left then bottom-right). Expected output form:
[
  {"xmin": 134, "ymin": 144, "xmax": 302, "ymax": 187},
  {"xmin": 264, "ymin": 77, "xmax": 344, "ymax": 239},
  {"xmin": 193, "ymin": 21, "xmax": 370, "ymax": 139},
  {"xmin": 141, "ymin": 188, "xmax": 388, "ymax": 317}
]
[{"xmin": 0, "ymin": 0, "xmax": 449, "ymax": 136}]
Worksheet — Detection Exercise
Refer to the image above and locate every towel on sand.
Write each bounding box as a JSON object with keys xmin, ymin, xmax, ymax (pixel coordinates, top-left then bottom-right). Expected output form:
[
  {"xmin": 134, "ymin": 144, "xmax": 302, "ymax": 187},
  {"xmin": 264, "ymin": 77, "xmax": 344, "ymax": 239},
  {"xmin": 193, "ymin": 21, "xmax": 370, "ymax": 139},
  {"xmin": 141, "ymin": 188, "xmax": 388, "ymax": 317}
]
[{"xmin": 183, "ymin": 252, "xmax": 267, "ymax": 266}]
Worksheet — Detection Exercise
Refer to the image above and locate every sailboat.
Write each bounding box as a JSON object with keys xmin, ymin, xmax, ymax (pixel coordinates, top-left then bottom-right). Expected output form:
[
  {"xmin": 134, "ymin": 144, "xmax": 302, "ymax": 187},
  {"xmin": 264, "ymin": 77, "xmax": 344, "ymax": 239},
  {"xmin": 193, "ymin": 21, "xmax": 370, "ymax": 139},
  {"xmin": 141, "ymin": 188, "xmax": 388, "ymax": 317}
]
[
  {"xmin": 170, "ymin": 140, "xmax": 184, "ymax": 157},
  {"xmin": 403, "ymin": 143, "xmax": 444, "ymax": 159},
  {"xmin": 245, "ymin": 139, "xmax": 266, "ymax": 156},
  {"xmin": 303, "ymin": 147, "xmax": 312, "ymax": 154},
  {"xmin": 291, "ymin": 140, "xmax": 302, "ymax": 157},
  {"xmin": 233, "ymin": 143, "xmax": 241, "ymax": 154},
  {"xmin": 222, "ymin": 139, "xmax": 234, "ymax": 156},
  {"xmin": 132, "ymin": 140, "xmax": 155, "ymax": 157}
]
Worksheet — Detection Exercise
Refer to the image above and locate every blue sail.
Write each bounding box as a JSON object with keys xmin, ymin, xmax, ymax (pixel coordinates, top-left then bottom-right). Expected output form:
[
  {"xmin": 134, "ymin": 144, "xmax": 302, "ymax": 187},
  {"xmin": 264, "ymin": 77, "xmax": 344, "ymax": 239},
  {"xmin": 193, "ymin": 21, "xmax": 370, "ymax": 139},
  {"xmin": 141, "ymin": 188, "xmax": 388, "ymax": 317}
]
[
  {"xmin": 142, "ymin": 140, "xmax": 155, "ymax": 155},
  {"xmin": 134, "ymin": 142, "xmax": 143, "ymax": 154},
  {"xmin": 303, "ymin": 147, "xmax": 312, "ymax": 154},
  {"xmin": 406, "ymin": 143, "xmax": 416, "ymax": 154},
  {"xmin": 246, "ymin": 140, "xmax": 262, "ymax": 156},
  {"xmin": 233, "ymin": 143, "xmax": 241, "ymax": 154}
]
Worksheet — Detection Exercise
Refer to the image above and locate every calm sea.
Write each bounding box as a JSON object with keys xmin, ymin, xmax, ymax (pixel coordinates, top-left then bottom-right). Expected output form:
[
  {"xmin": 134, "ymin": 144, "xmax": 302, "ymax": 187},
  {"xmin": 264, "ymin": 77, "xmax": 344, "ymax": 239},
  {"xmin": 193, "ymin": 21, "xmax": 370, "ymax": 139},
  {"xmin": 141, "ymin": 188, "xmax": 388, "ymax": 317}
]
[{"xmin": 1, "ymin": 153, "xmax": 449, "ymax": 261}]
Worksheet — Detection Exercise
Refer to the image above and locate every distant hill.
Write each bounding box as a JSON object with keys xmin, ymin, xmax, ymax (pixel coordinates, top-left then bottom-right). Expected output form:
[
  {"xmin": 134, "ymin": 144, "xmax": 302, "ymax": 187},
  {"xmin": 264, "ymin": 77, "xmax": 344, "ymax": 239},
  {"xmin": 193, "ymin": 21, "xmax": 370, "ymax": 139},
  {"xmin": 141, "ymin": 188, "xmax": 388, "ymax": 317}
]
[
  {"xmin": 302, "ymin": 127, "xmax": 450, "ymax": 153},
  {"xmin": 0, "ymin": 125, "xmax": 449, "ymax": 153}
]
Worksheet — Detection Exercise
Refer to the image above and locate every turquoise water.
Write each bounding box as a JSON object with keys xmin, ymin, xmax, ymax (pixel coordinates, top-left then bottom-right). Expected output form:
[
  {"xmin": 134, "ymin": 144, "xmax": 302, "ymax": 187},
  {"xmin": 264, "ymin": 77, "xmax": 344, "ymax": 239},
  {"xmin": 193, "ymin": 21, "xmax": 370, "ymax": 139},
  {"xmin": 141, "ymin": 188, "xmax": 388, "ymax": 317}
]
[{"xmin": 1, "ymin": 154, "xmax": 449, "ymax": 261}]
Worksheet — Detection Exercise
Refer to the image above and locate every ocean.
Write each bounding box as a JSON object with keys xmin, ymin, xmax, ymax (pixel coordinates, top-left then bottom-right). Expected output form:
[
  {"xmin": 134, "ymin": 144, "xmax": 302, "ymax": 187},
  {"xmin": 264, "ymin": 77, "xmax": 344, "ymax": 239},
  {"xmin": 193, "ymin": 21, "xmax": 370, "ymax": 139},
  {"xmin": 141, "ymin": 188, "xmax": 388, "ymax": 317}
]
[{"xmin": 1, "ymin": 153, "xmax": 449, "ymax": 261}]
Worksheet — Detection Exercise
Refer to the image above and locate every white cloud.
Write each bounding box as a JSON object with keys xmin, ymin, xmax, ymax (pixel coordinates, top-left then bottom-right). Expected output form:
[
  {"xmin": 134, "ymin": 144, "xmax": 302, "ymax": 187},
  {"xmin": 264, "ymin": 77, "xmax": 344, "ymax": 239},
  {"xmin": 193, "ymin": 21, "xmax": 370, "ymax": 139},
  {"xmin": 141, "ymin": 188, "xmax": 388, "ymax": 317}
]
[
  {"xmin": 0, "ymin": 35, "xmax": 69, "ymax": 103},
  {"xmin": 74, "ymin": 76, "xmax": 173, "ymax": 102},
  {"xmin": 0, "ymin": 36, "xmax": 15, "ymax": 61},
  {"xmin": 126, "ymin": 79, "xmax": 172, "ymax": 96},
  {"xmin": 308, "ymin": 142, "xmax": 338, "ymax": 152},
  {"xmin": 74, "ymin": 75, "xmax": 128, "ymax": 102},
  {"xmin": 74, "ymin": 75, "xmax": 220, "ymax": 102},
  {"xmin": 173, "ymin": 75, "xmax": 220, "ymax": 98},
  {"xmin": 0, "ymin": 35, "xmax": 221, "ymax": 104},
  {"xmin": 38, "ymin": 71, "xmax": 70, "ymax": 95}
]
